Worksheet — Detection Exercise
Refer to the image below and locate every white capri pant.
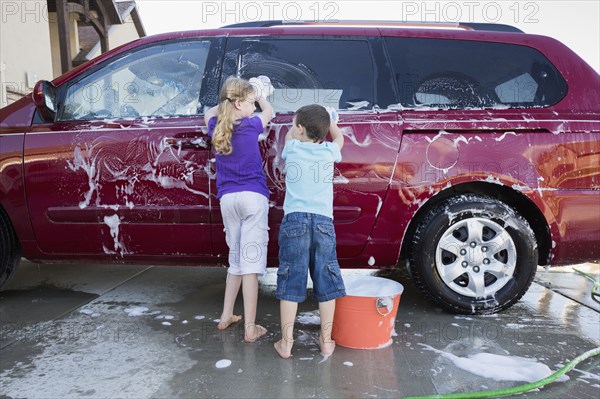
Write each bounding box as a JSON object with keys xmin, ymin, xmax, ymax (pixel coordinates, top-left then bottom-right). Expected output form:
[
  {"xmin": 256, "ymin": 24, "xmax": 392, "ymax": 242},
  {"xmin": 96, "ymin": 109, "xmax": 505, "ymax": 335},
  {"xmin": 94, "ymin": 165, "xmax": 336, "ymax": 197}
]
[{"xmin": 220, "ymin": 191, "xmax": 269, "ymax": 275}]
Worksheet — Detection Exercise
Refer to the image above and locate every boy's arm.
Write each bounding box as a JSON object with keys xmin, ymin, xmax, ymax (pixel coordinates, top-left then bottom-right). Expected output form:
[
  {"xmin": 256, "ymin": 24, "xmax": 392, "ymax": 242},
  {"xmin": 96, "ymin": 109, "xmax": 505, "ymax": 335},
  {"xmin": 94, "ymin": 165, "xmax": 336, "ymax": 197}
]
[
  {"xmin": 204, "ymin": 105, "xmax": 219, "ymax": 123},
  {"xmin": 329, "ymin": 122, "xmax": 345, "ymax": 150},
  {"xmin": 256, "ymin": 97, "xmax": 274, "ymax": 128},
  {"xmin": 285, "ymin": 125, "xmax": 298, "ymax": 143}
]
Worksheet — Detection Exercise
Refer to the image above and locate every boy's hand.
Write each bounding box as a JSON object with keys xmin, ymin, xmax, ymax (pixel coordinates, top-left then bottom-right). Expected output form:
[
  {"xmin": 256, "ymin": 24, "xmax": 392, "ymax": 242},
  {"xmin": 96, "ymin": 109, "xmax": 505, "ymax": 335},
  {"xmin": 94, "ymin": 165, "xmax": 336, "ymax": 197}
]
[
  {"xmin": 324, "ymin": 106, "xmax": 343, "ymax": 149},
  {"xmin": 329, "ymin": 120, "xmax": 344, "ymax": 150},
  {"xmin": 249, "ymin": 76, "xmax": 274, "ymax": 99},
  {"xmin": 324, "ymin": 106, "xmax": 339, "ymax": 124}
]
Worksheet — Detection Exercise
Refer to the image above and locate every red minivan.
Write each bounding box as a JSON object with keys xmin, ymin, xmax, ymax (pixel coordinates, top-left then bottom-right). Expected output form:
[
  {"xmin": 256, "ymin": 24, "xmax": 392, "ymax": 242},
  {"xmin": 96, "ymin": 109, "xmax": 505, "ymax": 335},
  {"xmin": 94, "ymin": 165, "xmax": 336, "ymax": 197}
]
[{"xmin": 1, "ymin": 21, "xmax": 598, "ymax": 313}]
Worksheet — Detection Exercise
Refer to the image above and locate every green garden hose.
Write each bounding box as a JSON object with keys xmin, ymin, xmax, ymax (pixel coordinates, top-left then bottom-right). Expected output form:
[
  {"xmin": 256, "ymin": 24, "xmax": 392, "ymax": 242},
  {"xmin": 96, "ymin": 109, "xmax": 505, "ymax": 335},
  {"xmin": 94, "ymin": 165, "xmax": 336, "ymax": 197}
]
[
  {"xmin": 573, "ymin": 268, "xmax": 600, "ymax": 304},
  {"xmin": 406, "ymin": 267, "xmax": 600, "ymax": 398},
  {"xmin": 405, "ymin": 346, "xmax": 600, "ymax": 399}
]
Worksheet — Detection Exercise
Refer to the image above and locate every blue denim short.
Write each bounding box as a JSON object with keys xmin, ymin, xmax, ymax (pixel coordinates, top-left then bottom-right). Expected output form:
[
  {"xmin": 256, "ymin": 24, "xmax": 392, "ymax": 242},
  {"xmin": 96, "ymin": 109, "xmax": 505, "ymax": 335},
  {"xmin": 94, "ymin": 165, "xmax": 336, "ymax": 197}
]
[{"xmin": 276, "ymin": 212, "xmax": 346, "ymax": 302}]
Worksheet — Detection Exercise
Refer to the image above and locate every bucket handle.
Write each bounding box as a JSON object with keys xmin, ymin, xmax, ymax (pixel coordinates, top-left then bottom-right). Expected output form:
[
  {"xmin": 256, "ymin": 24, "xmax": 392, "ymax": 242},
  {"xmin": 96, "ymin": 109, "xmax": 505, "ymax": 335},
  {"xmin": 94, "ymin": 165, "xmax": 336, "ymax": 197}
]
[{"xmin": 376, "ymin": 296, "xmax": 393, "ymax": 316}]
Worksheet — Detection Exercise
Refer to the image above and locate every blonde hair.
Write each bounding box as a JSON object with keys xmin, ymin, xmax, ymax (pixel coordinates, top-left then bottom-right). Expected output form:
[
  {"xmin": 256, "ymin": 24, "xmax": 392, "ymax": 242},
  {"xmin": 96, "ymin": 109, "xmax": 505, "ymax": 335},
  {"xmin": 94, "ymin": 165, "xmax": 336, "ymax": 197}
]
[{"xmin": 212, "ymin": 77, "xmax": 255, "ymax": 155}]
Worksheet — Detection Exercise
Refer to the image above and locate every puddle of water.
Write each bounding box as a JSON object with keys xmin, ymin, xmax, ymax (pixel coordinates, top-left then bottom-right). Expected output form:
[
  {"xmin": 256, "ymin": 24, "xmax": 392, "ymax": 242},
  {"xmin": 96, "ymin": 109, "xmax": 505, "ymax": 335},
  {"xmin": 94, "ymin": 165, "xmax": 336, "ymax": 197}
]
[{"xmin": 0, "ymin": 287, "xmax": 97, "ymax": 325}]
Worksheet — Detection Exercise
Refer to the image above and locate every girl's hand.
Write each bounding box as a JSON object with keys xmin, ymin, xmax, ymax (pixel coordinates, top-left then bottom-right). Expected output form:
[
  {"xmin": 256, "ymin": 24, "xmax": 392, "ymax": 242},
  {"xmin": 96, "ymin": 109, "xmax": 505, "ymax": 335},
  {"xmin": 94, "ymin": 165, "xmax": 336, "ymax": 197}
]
[
  {"xmin": 256, "ymin": 95, "xmax": 274, "ymax": 128},
  {"xmin": 249, "ymin": 76, "xmax": 274, "ymax": 99}
]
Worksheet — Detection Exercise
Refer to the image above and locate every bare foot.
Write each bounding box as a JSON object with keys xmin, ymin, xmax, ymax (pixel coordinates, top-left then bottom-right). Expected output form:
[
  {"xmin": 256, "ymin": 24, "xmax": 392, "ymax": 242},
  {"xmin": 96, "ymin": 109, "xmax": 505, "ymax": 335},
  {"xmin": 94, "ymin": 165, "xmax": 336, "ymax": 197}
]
[
  {"xmin": 244, "ymin": 324, "xmax": 268, "ymax": 342},
  {"xmin": 319, "ymin": 335, "xmax": 336, "ymax": 356},
  {"xmin": 274, "ymin": 339, "xmax": 293, "ymax": 359},
  {"xmin": 216, "ymin": 315, "xmax": 242, "ymax": 330}
]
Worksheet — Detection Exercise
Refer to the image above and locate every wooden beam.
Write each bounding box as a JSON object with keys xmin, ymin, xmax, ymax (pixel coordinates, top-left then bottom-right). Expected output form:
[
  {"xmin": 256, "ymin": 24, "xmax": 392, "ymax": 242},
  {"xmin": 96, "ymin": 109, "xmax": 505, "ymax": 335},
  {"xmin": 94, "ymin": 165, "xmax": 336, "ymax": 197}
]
[
  {"xmin": 82, "ymin": 0, "xmax": 90, "ymax": 22},
  {"xmin": 91, "ymin": 0, "xmax": 120, "ymax": 24},
  {"xmin": 89, "ymin": 0, "xmax": 110, "ymax": 52},
  {"xmin": 56, "ymin": 0, "xmax": 72, "ymax": 74},
  {"xmin": 65, "ymin": 2, "xmax": 84, "ymax": 16},
  {"xmin": 131, "ymin": 7, "xmax": 147, "ymax": 37},
  {"xmin": 91, "ymin": 0, "xmax": 107, "ymax": 18},
  {"xmin": 88, "ymin": 16, "xmax": 105, "ymax": 36},
  {"xmin": 100, "ymin": 19, "xmax": 109, "ymax": 53}
]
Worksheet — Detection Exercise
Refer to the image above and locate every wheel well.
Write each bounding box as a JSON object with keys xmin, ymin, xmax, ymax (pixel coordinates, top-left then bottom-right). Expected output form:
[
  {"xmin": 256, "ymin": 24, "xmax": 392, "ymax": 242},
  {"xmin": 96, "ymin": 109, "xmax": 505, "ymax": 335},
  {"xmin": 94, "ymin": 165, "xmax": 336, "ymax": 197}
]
[
  {"xmin": 400, "ymin": 182, "xmax": 552, "ymax": 267},
  {"xmin": 0, "ymin": 203, "xmax": 21, "ymax": 245}
]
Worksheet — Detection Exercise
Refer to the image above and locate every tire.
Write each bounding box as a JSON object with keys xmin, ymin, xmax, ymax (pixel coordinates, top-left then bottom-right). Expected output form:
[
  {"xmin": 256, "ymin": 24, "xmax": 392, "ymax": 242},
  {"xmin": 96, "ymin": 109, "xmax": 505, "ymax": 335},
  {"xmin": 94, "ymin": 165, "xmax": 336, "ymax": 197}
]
[
  {"xmin": 407, "ymin": 195, "xmax": 538, "ymax": 314},
  {"xmin": 0, "ymin": 206, "xmax": 21, "ymax": 289}
]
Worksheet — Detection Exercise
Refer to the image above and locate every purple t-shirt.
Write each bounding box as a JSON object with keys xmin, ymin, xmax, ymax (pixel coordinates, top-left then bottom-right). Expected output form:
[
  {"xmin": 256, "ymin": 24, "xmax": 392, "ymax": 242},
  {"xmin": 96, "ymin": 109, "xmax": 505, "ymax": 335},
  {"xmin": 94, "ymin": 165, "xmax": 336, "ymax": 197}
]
[{"xmin": 208, "ymin": 116, "xmax": 269, "ymax": 200}]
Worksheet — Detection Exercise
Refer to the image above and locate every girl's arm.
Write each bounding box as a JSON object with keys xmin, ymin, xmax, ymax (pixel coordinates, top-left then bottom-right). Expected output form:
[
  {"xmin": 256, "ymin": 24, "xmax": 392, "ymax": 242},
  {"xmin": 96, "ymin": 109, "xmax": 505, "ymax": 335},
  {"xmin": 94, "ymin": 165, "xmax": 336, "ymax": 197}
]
[
  {"xmin": 204, "ymin": 105, "xmax": 219, "ymax": 123},
  {"xmin": 329, "ymin": 122, "xmax": 345, "ymax": 150},
  {"xmin": 256, "ymin": 97, "xmax": 274, "ymax": 128}
]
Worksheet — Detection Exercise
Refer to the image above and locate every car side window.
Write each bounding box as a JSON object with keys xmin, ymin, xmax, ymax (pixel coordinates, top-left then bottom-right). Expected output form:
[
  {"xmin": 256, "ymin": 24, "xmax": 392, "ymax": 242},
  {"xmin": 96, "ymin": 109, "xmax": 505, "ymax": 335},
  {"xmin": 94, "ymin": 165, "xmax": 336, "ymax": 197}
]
[
  {"xmin": 238, "ymin": 39, "xmax": 374, "ymax": 113},
  {"xmin": 385, "ymin": 37, "xmax": 567, "ymax": 109},
  {"xmin": 58, "ymin": 40, "xmax": 212, "ymax": 121}
]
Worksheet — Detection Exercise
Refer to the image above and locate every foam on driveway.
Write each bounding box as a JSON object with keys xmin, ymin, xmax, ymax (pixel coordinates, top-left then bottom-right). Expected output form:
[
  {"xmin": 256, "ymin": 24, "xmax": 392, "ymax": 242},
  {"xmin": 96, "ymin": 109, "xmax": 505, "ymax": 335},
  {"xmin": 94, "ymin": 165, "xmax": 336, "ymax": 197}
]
[{"xmin": 1, "ymin": 261, "xmax": 598, "ymax": 398}]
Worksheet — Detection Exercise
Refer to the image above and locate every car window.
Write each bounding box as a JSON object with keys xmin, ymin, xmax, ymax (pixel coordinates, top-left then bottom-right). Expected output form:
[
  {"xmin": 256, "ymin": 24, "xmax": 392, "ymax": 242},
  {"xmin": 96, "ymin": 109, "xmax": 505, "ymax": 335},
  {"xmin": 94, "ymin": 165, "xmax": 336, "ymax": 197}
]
[
  {"xmin": 58, "ymin": 41, "xmax": 212, "ymax": 121},
  {"xmin": 238, "ymin": 39, "xmax": 374, "ymax": 113},
  {"xmin": 385, "ymin": 37, "xmax": 567, "ymax": 109}
]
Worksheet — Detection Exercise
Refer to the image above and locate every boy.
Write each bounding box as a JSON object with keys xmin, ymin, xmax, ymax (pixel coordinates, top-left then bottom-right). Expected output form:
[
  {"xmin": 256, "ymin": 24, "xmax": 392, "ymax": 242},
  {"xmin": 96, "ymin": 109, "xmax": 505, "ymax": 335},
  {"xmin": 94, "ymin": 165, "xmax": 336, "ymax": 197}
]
[{"xmin": 274, "ymin": 104, "xmax": 345, "ymax": 359}]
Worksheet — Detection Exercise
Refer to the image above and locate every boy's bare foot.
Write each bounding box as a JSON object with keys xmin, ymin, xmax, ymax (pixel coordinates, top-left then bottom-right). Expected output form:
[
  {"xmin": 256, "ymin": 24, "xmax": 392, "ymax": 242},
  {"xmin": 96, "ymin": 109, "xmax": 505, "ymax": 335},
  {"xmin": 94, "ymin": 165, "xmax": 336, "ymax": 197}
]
[
  {"xmin": 319, "ymin": 335, "xmax": 336, "ymax": 356},
  {"xmin": 216, "ymin": 315, "xmax": 242, "ymax": 330},
  {"xmin": 274, "ymin": 340, "xmax": 293, "ymax": 359},
  {"xmin": 244, "ymin": 324, "xmax": 268, "ymax": 342}
]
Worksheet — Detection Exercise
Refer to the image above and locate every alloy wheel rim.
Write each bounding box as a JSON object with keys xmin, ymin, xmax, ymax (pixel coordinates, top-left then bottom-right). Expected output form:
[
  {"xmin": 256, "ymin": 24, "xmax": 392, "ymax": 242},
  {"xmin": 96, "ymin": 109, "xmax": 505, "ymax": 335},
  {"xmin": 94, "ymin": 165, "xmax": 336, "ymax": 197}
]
[{"xmin": 435, "ymin": 217, "xmax": 517, "ymax": 298}]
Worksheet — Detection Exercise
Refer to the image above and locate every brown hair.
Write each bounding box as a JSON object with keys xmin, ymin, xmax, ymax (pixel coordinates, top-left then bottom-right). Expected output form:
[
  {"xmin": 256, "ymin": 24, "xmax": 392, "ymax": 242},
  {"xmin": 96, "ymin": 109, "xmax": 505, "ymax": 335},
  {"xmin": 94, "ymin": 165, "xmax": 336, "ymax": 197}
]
[
  {"xmin": 212, "ymin": 77, "xmax": 255, "ymax": 155},
  {"xmin": 294, "ymin": 104, "xmax": 330, "ymax": 142}
]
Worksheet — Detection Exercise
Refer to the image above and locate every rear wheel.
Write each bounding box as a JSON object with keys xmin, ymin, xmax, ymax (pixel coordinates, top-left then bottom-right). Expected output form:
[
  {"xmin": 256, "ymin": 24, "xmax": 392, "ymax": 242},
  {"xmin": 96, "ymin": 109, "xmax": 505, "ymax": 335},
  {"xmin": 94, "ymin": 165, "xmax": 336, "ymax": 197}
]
[
  {"xmin": 0, "ymin": 207, "xmax": 21, "ymax": 289},
  {"xmin": 407, "ymin": 195, "xmax": 537, "ymax": 314}
]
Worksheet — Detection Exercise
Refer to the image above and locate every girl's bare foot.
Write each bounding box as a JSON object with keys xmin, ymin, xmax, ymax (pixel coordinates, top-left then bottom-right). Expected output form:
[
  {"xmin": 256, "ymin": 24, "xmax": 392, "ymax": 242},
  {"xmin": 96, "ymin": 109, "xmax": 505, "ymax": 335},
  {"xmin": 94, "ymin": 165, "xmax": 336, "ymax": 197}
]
[
  {"xmin": 217, "ymin": 315, "xmax": 242, "ymax": 330},
  {"xmin": 274, "ymin": 339, "xmax": 293, "ymax": 359},
  {"xmin": 244, "ymin": 324, "xmax": 268, "ymax": 342},
  {"xmin": 319, "ymin": 335, "xmax": 336, "ymax": 356}
]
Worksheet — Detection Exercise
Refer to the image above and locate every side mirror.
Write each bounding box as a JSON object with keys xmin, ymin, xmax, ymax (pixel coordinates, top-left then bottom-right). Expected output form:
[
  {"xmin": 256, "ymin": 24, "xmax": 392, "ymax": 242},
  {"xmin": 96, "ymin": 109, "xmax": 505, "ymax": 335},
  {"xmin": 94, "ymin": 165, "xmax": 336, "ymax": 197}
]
[{"xmin": 32, "ymin": 80, "xmax": 57, "ymax": 122}]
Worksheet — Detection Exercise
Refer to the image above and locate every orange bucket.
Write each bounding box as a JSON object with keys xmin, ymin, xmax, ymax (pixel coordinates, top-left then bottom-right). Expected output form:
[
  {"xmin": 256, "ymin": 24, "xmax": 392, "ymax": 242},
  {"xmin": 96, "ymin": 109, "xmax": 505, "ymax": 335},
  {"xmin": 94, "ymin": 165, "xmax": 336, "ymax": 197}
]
[{"xmin": 332, "ymin": 276, "xmax": 404, "ymax": 349}]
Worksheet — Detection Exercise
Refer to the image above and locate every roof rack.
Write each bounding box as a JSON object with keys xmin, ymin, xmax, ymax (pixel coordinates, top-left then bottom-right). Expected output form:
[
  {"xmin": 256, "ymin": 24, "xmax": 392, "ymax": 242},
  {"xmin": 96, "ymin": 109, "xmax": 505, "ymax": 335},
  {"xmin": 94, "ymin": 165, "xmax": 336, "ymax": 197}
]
[
  {"xmin": 221, "ymin": 20, "xmax": 524, "ymax": 33},
  {"xmin": 460, "ymin": 22, "xmax": 523, "ymax": 33}
]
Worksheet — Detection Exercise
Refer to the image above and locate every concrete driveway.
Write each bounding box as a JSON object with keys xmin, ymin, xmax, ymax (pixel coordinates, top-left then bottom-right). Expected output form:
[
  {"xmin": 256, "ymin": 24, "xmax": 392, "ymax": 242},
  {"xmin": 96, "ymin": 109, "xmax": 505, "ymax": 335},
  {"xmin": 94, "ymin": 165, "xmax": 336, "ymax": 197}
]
[{"xmin": 1, "ymin": 261, "xmax": 599, "ymax": 398}]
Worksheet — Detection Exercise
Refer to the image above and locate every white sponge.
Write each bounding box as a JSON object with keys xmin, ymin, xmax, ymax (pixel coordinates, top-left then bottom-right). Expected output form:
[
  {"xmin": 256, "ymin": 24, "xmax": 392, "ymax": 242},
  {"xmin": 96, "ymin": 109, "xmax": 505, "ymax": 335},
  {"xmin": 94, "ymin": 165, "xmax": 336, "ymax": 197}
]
[
  {"xmin": 324, "ymin": 106, "xmax": 339, "ymax": 124},
  {"xmin": 249, "ymin": 76, "xmax": 274, "ymax": 99}
]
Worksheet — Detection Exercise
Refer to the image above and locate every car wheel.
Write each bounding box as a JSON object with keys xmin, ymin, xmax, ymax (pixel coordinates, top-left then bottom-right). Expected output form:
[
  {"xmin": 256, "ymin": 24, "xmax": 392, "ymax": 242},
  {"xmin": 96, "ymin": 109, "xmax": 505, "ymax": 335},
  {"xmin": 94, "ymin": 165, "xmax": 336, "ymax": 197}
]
[
  {"xmin": 0, "ymin": 207, "xmax": 21, "ymax": 289},
  {"xmin": 407, "ymin": 195, "xmax": 538, "ymax": 314}
]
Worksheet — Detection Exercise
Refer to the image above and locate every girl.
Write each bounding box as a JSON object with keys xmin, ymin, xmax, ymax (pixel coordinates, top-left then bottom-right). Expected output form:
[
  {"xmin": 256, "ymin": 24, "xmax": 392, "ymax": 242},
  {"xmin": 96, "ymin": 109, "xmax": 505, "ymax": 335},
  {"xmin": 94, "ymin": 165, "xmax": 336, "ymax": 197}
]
[{"xmin": 205, "ymin": 77, "xmax": 274, "ymax": 342}]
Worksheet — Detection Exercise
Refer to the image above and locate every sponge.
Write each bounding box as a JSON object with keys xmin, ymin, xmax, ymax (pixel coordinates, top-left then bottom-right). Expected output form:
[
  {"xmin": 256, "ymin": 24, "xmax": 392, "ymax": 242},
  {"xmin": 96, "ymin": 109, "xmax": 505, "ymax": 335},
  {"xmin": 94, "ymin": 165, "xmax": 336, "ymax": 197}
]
[
  {"xmin": 249, "ymin": 76, "xmax": 274, "ymax": 99},
  {"xmin": 325, "ymin": 106, "xmax": 339, "ymax": 124}
]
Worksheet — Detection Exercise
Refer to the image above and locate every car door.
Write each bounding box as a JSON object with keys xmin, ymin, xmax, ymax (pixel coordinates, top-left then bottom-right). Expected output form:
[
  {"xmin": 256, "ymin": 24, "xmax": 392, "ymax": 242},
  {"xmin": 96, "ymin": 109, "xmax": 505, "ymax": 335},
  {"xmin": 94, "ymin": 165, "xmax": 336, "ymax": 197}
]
[
  {"xmin": 212, "ymin": 35, "xmax": 401, "ymax": 262},
  {"xmin": 24, "ymin": 38, "xmax": 224, "ymax": 259}
]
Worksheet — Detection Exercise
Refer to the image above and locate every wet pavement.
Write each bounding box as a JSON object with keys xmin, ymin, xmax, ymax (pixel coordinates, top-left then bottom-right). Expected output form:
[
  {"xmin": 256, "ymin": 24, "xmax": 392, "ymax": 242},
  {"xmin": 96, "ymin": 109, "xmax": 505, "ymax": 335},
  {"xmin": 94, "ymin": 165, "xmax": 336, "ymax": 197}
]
[{"xmin": 0, "ymin": 260, "xmax": 598, "ymax": 398}]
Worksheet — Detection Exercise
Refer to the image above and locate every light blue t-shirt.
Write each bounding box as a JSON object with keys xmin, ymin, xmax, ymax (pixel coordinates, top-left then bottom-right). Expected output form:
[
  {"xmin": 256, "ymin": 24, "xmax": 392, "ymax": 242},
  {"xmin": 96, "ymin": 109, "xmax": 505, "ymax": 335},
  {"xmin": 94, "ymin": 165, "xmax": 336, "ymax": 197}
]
[{"xmin": 282, "ymin": 139, "xmax": 342, "ymax": 219}]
